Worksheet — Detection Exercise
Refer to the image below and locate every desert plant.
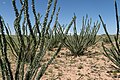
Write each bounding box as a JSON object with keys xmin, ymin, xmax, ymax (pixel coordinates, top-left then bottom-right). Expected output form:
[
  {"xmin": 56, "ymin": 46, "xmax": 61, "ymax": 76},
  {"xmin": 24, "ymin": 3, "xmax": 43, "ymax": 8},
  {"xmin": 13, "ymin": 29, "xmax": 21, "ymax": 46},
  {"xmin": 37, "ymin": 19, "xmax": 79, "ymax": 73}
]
[
  {"xmin": 45, "ymin": 6, "xmax": 72, "ymax": 51},
  {"xmin": 46, "ymin": 13, "xmax": 76, "ymax": 51},
  {"xmin": 99, "ymin": 0, "xmax": 120, "ymax": 70},
  {"xmin": 0, "ymin": 0, "xmax": 71, "ymax": 80},
  {"xmin": 45, "ymin": 7, "xmax": 63, "ymax": 50},
  {"xmin": 64, "ymin": 14, "xmax": 100, "ymax": 56},
  {"xmin": 103, "ymin": 36, "xmax": 111, "ymax": 43},
  {"xmin": 46, "ymin": 29, "xmax": 64, "ymax": 51},
  {"xmin": 44, "ymin": 1, "xmax": 60, "ymax": 50}
]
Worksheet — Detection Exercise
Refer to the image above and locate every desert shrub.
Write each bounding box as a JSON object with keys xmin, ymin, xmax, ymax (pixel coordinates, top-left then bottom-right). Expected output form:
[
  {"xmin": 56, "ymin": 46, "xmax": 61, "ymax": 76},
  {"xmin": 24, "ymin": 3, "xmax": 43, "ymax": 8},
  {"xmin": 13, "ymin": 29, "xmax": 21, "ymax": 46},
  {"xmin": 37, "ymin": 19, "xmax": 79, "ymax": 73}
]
[
  {"xmin": 99, "ymin": 0, "xmax": 120, "ymax": 69},
  {"xmin": 45, "ymin": 23, "xmax": 64, "ymax": 51},
  {"xmin": 47, "ymin": 33, "xmax": 61, "ymax": 50},
  {"xmin": 0, "ymin": 0, "xmax": 71, "ymax": 80},
  {"xmin": 64, "ymin": 14, "xmax": 100, "ymax": 56},
  {"xmin": 103, "ymin": 36, "xmax": 111, "ymax": 43},
  {"xmin": 46, "ymin": 29, "xmax": 64, "ymax": 51},
  {"xmin": 46, "ymin": 14, "xmax": 76, "ymax": 51}
]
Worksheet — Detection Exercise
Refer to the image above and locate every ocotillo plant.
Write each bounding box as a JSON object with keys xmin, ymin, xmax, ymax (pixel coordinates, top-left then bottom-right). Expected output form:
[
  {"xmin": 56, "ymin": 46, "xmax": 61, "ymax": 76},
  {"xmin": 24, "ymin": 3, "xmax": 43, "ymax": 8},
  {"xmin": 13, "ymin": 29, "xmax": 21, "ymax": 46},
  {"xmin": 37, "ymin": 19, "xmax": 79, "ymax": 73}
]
[
  {"xmin": 46, "ymin": 27, "xmax": 64, "ymax": 51},
  {"xmin": 45, "ymin": 8, "xmax": 76, "ymax": 51},
  {"xmin": 103, "ymin": 36, "xmax": 111, "ymax": 43},
  {"xmin": 99, "ymin": 0, "xmax": 120, "ymax": 69},
  {"xmin": 45, "ymin": 7, "xmax": 63, "ymax": 50},
  {"xmin": 0, "ymin": 0, "xmax": 71, "ymax": 80},
  {"xmin": 46, "ymin": 23, "xmax": 68, "ymax": 50},
  {"xmin": 64, "ymin": 14, "xmax": 100, "ymax": 56}
]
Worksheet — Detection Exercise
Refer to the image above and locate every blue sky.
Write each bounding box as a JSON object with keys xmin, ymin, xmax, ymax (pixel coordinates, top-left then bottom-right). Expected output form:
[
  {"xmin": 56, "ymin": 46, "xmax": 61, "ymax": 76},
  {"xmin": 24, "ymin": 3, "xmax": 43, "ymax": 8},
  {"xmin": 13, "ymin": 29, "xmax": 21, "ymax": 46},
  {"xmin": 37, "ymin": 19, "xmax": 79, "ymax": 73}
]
[{"xmin": 0, "ymin": 0, "xmax": 120, "ymax": 34}]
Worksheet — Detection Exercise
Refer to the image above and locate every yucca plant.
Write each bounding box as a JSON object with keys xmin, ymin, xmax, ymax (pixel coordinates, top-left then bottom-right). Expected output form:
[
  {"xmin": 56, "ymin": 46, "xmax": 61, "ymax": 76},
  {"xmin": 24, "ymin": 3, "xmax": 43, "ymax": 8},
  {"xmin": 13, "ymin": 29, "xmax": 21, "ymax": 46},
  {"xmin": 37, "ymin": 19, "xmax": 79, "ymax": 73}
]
[
  {"xmin": 0, "ymin": 0, "xmax": 71, "ymax": 80},
  {"xmin": 99, "ymin": 0, "xmax": 120, "ymax": 70},
  {"xmin": 64, "ymin": 14, "xmax": 100, "ymax": 56}
]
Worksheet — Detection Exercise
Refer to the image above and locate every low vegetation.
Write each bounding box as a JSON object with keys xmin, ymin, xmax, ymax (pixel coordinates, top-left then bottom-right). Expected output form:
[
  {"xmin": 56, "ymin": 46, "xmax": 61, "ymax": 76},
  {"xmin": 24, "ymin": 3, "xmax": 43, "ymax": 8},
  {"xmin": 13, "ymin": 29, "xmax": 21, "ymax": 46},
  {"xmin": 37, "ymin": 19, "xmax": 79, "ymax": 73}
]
[{"xmin": 64, "ymin": 14, "xmax": 100, "ymax": 56}]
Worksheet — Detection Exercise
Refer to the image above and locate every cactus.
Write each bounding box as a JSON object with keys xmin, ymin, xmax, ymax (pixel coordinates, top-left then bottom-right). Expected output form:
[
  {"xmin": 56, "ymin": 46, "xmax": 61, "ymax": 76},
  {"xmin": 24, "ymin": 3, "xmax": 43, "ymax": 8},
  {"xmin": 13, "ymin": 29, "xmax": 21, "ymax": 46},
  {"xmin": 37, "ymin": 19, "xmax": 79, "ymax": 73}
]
[
  {"xmin": 64, "ymin": 14, "xmax": 100, "ymax": 56},
  {"xmin": 99, "ymin": 0, "xmax": 120, "ymax": 69},
  {"xmin": 0, "ymin": 0, "xmax": 71, "ymax": 80}
]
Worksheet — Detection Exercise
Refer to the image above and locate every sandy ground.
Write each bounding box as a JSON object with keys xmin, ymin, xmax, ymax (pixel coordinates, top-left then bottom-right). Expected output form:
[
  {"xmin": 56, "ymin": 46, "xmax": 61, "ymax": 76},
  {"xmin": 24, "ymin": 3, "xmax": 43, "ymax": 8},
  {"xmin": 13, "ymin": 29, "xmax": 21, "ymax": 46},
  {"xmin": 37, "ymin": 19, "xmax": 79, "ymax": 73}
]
[
  {"xmin": 1, "ymin": 42, "xmax": 120, "ymax": 80},
  {"xmin": 41, "ymin": 42, "xmax": 120, "ymax": 80}
]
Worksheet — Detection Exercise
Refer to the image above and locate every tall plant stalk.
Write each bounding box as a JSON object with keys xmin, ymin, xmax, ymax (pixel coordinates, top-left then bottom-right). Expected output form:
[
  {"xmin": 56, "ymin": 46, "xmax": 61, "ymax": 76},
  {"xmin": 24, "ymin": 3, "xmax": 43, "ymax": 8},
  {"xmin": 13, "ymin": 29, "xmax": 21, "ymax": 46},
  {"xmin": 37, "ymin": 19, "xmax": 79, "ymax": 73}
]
[
  {"xmin": 99, "ymin": 0, "xmax": 120, "ymax": 69},
  {"xmin": 0, "ymin": 0, "xmax": 71, "ymax": 80}
]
